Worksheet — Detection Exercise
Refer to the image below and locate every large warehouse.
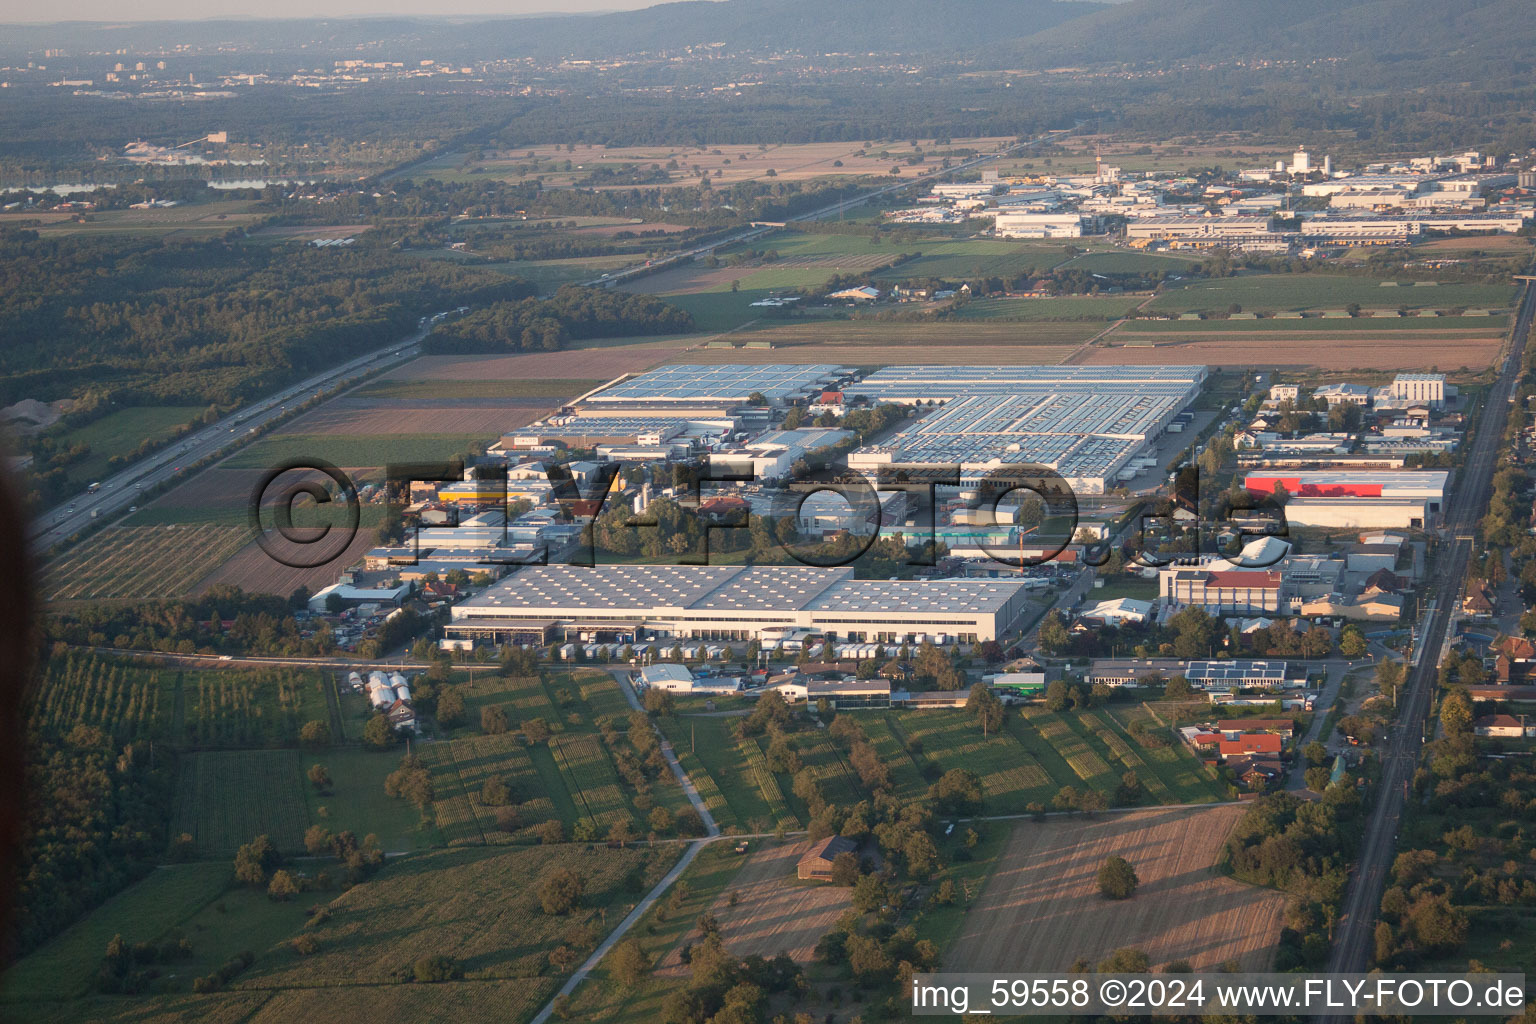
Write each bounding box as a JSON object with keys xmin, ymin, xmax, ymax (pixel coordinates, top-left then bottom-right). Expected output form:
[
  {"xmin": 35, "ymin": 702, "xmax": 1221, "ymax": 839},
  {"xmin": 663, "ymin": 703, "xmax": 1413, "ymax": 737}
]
[
  {"xmin": 1244, "ymin": 470, "xmax": 1448, "ymax": 529},
  {"xmin": 446, "ymin": 564, "xmax": 1030, "ymax": 645},
  {"xmin": 845, "ymin": 365, "xmax": 1206, "ymax": 493}
]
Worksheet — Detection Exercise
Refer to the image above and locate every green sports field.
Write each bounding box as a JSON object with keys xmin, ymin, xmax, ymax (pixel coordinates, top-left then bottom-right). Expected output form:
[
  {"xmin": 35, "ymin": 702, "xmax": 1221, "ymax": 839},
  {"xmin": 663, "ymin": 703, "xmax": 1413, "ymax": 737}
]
[{"xmin": 1148, "ymin": 274, "xmax": 1516, "ymax": 314}]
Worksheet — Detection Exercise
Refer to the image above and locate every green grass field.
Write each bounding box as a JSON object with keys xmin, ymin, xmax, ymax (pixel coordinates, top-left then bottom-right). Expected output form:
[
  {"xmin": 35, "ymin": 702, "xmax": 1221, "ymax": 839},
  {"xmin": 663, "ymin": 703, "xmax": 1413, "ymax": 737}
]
[
  {"xmin": 955, "ymin": 296, "xmax": 1141, "ymax": 321},
  {"xmin": 221, "ymin": 433, "xmax": 492, "ymax": 470},
  {"xmin": 658, "ymin": 716, "xmax": 779, "ymax": 833},
  {"xmin": 352, "ymin": 378, "xmax": 603, "ymax": 400},
  {"xmin": 54, "ymin": 405, "xmax": 205, "ymax": 486},
  {"xmin": 1149, "ymin": 274, "xmax": 1516, "ymax": 314},
  {"xmin": 0, "ymin": 862, "xmax": 232, "ymax": 1003},
  {"xmin": 1055, "ymin": 250, "xmax": 1204, "ymax": 274}
]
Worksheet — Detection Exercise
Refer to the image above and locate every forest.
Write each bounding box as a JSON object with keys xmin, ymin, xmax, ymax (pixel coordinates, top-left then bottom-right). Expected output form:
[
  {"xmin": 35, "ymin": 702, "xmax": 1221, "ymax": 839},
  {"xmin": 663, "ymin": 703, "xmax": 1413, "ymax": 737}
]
[{"xmin": 423, "ymin": 287, "xmax": 693, "ymax": 354}]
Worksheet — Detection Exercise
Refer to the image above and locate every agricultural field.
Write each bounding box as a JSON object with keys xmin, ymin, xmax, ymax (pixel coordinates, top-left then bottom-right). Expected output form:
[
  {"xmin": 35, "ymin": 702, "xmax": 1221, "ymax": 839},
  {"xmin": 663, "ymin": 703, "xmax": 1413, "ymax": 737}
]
[
  {"xmin": 947, "ymin": 805, "xmax": 1285, "ymax": 972},
  {"xmin": 659, "ymin": 840, "xmax": 851, "ymax": 968},
  {"xmin": 352, "ymin": 378, "xmax": 604, "ymax": 401},
  {"xmin": 1054, "ymin": 250, "xmax": 1205, "ymax": 274},
  {"xmin": 220, "ymin": 432, "xmax": 493, "ymax": 471},
  {"xmin": 243, "ymin": 843, "xmax": 677, "ymax": 986},
  {"xmin": 1089, "ymin": 322, "xmax": 1506, "ymax": 371},
  {"xmin": 954, "ymin": 295, "xmax": 1146, "ymax": 321},
  {"xmin": 30, "ymin": 200, "xmax": 264, "ymax": 237},
  {"xmin": 275, "ymin": 396, "xmax": 547, "ymax": 437},
  {"xmin": 1148, "ymin": 274, "xmax": 1516, "ymax": 314},
  {"xmin": 176, "ymin": 668, "xmax": 332, "ymax": 748},
  {"xmin": 191, "ymin": 530, "xmax": 378, "ymax": 597},
  {"xmin": 52, "ymin": 405, "xmax": 206, "ymax": 486},
  {"xmin": 380, "ymin": 345, "xmax": 685, "ymax": 384},
  {"xmin": 26, "ymin": 653, "xmax": 173, "ymax": 744},
  {"xmin": 170, "ymin": 749, "xmax": 314, "ymax": 856},
  {"xmin": 43, "ymin": 524, "xmax": 251, "ymax": 601},
  {"xmin": 0, "ymin": 862, "xmax": 234, "ymax": 1004},
  {"xmin": 403, "ymin": 138, "xmax": 1012, "ymax": 188},
  {"xmin": 658, "ymin": 715, "xmax": 784, "ymax": 833}
]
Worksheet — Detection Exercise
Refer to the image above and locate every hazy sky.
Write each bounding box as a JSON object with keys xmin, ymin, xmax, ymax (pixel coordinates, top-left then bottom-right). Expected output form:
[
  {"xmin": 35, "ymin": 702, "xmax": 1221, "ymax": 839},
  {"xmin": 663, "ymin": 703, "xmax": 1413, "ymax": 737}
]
[{"xmin": 11, "ymin": 0, "xmax": 673, "ymax": 21}]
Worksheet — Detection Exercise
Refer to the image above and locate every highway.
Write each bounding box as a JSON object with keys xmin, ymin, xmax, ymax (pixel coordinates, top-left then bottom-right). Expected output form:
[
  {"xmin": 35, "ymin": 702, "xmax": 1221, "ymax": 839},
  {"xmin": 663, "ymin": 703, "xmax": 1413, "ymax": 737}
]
[
  {"xmin": 29, "ymin": 321, "xmax": 442, "ymax": 550},
  {"xmin": 577, "ymin": 127, "xmax": 1075, "ymax": 290},
  {"xmin": 1320, "ymin": 267, "xmax": 1536, "ymax": 999}
]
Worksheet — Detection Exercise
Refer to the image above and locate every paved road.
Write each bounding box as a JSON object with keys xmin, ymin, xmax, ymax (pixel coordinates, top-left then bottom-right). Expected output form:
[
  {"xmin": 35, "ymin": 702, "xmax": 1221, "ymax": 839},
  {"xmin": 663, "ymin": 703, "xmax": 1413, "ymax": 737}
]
[
  {"xmin": 577, "ymin": 127, "xmax": 1077, "ymax": 292},
  {"xmin": 1320, "ymin": 268, "xmax": 1535, "ymax": 1002},
  {"xmin": 30, "ymin": 323, "xmax": 436, "ymax": 550}
]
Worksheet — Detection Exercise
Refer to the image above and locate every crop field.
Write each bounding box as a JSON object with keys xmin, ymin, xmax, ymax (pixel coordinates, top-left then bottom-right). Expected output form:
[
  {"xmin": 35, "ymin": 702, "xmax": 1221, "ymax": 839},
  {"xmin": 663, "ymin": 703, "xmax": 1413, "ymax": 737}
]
[
  {"xmin": 423, "ymin": 730, "xmax": 557, "ymax": 845},
  {"xmin": 171, "ymin": 749, "xmax": 312, "ymax": 856},
  {"xmin": 242, "ymin": 982, "xmax": 556, "ymax": 1024},
  {"xmin": 891, "ymin": 710, "xmax": 1060, "ymax": 811},
  {"xmin": 177, "ymin": 668, "xmax": 331, "ymax": 748},
  {"xmin": 735, "ymin": 734, "xmax": 797, "ymax": 831},
  {"xmin": 661, "ymin": 840, "xmax": 852, "ymax": 970},
  {"xmin": 449, "ymin": 672, "xmax": 564, "ymax": 734},
  {"xmin": 410, "ymin": 137, "xmax": 1012, "ymax": 188},
  {"xmin": 13, "ymin": 991, "xmax": 276, "ymax": 1024},
  {"xmin": 383, "ymin": 345, "xmax": 684, "ymax": 383},
  {"xmin": 311, "ymin": 749, "xmax": 436, "ymax": 853},
  {"xmin": 790, "ymin": 729, "xmax": 867, "ymax": 811},
  {"xmin": 552, "ymin": 732, "xmax": 639, "ymax": 832},
  {"xmin": 192, "ymin": 530, "xmax": 378, "ymax": 597},
  {"xmin": 946, "ymin": 805, "xmax": 1285, "ymax": 972},
  {"xmin": 1148, "ymin": 274, "xmax": 1515, "ymax": 314},
  {"xmin": 0, "ymin": 862, "xmax": 233, "ymax": 1004},
  {"xmin": 242, "ymin": 843, "xmax": 676, "ymax": 986},
  {"xmin": 278, "ymin": 396, "xmax": 548, "ymax": 437},
  {"xmin": 353, "ymin": 378, "xmax": 604, "ymax": 401},
  {"xmin": 53, "ymin": 405, "xmax": 205, "ymax": 485},
  {"xmin": 953, "ymin": 296, "xmax": 1145, "ymax": 321},
  {"xmin": 44, "ymin": 524, "xmax": 251, "ymax": 601},
  {"xmin": 658, "ymin": 716, "xmax": 776, "ymax": 832},
  {"xmin": 34, "ymin": 200, "xmax": 263, "ymax": 237},
  {"xmin": 221, "ymin": 432, "xmax": 493, "ymax": 471},
  {"xmin": 1055, "ymin": 250, "xmax": 1204, "ymax": 274},
  {"xmin": 1088, "ymin": 324, "xmax": 1505, "ymax": 370},
  {"xmin": 27, "ymin": 653, "xmax": 172, "ymax": 744}
]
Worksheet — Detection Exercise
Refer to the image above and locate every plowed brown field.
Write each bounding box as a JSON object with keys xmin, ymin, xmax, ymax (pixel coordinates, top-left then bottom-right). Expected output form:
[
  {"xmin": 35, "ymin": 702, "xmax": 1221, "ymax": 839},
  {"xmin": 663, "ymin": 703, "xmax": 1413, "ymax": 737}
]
[
  {"xmin": 946, "ymin": 805, "xmax": 1284, "ymax": 972},
  {"xmin": 658, "ymin": 840, "xmax": 851, "ymax": 971}
]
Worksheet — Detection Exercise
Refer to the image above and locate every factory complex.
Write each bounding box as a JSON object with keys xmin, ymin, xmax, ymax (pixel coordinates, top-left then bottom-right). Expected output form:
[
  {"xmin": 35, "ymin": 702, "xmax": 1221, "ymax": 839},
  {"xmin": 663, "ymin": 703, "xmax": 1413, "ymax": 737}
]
[
  {"xmin": 846, "ymin": 365, "xmax": 1206, "ymax": 492},
  {"xmin": 446, "ymin": 564, "xmax": 1031, "ymax": 646}
]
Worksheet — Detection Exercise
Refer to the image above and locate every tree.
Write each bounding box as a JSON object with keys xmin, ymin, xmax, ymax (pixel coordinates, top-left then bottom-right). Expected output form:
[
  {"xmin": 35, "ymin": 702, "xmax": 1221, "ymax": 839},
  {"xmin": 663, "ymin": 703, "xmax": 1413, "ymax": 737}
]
[
  {"xmin": 362, "ymin": 714, "xmax": 396, "ymax": 749},
  {"xmin": 234, "ymin": 835, "xmax": 277, "ymax": 887},
  {"xmin": 304, "ymin": 824, "xmax": 333, "ymax": 856},
  {"xmin": 1163, "ymin": 675, "xmax": 1192, "ymax": 699},
  {"xmin": 1440, "ymin": 689, "xmax": 1474, "ymax": 736},
  {"xmin": 610, "ymin": 938, "xmax": 652, "ymax": 990},
  {"xmin": 1339, "ymin": 626, "xmax": 1367, "ymax": 659},
  {"xmin": 436, "ymin": 688, "xmax": 466, "ymax": 727},
  {"xmin": 1305, "ymin": 766, "xmax": 1333, "ymax": 793},
  {"xmin": 482, "ymin": 705, "xmax": 510, "ymax": 735},
  {"xmin": 648, "ymin": 805, "xmax": 674, "ymax": 835},
  {"xmin": 307, "ymin": 763, "xmax": 332, "ymax": 792},
  {"xmin": 830, "ymin": 850, "xmax": 861, "ymax": 886},
  {"xmin": 539, "ymin": 868, "xmax": 585, "ymax": 915},
  {"xmin": 480, "ymin": 775, "xmax": 512, "ymax": 806},
  {"xmin": 1097, "ymin": 855, "xmax": 1139, "ymax": 899},
  {"xmin": 966, "ymin": 683, "xmax": 1005, "ymax": 735},
  {"xmin": 1038, "ymin": 610, "xmax": 1069, "ymax": 654},
  {"xmin": 928, "ymin": 768, "xmax": 983, "ymax": 815},
  {"xmin": 1043, "ymin": 679, "xmax": 1070, "ymax": 712},
  {"xmin": 266, "ymin": 870, "xmax": 299, "ymax": 902},
  {"xmin": 413, "ymin": 955, "xmax": 461, "ymax": 983},
  {"xmin": 299, "ymin": 719, "xmax": 331, "ymax": 749}
]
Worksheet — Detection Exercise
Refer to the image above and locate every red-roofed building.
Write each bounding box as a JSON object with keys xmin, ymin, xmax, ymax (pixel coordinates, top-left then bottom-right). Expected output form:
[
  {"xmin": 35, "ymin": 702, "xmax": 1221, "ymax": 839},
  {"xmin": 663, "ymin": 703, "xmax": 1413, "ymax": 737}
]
[
  {"xmin": 1219, "ymin": 734, "xmax": 1284, "ymax": 759},
  {"xmin": 1475, "ymin": 714, "xmax": 1530, "ymax": 738}
]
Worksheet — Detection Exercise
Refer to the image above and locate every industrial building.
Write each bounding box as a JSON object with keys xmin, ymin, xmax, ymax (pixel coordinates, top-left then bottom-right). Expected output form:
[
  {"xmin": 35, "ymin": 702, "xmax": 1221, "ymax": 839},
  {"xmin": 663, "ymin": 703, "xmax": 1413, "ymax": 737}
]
[
  {"xmin": 1389, "ymin": 373, "xmax": 1446, "ymax": 409},
  {"xmin": 1160, "ymin": 569, "xmax": 1284, "ymax": 615},
  {"xmin": 993, "ymin": 211, "xmax": 1083, "ymax": 238},
  {"xmin": 578, "ymin": 364, "xmax": 845, "ymax": 411},
  {"xmin": 446, "ymin": 564, "xmax": 1030, "ymax": 645},
  {"xmin": 1243, "ymin": 470, "xmax": 1448, "ymax": 529},
  {"xmin": 844, "ymin": 365, "xmax": 1205, "ymax": 493}
]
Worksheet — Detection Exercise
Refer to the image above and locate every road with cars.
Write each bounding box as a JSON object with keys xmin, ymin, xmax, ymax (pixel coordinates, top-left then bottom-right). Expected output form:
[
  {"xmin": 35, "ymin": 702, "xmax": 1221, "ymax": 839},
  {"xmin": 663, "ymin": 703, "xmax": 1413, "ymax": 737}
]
[{"xmin": 29, "ymin": 321, "xmax": 443, "ymax": 550}]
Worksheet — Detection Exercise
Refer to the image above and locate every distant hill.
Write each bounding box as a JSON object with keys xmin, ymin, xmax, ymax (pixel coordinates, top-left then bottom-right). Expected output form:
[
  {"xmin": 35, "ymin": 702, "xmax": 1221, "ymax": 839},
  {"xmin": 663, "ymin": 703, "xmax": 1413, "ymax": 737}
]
[{"xmin": 1008, "ymin": 0, "xmax": 1536, "ymax": 68}]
